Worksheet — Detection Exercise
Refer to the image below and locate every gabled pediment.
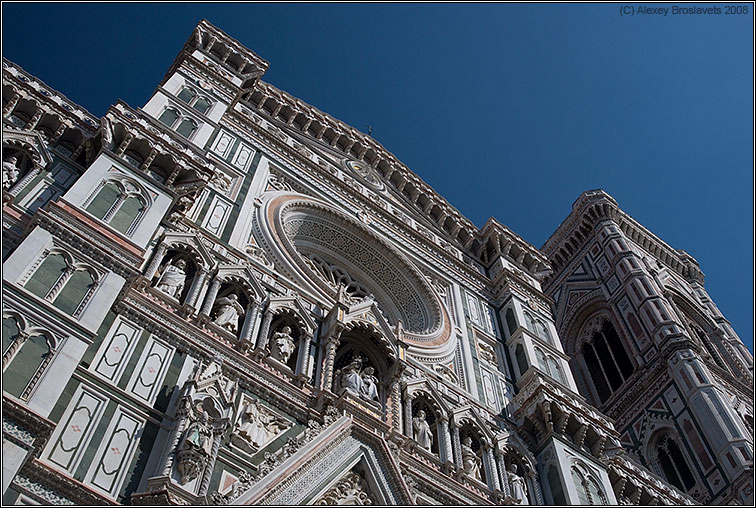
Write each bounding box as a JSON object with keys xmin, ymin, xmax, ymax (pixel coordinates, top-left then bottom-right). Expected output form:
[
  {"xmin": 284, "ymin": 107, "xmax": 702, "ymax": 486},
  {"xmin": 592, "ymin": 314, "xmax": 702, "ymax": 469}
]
[
  {"xmin": 162, "ymin": 231, "xmax": 218, "ymax": 270},
  {"xmin": 234, "ymin": 416, "xmax": 412, "ymax": 505},
  {"xmin": 216, "ymin": 263, "xmax": 267, "ymax": 301},
  {"xmin": 267, "ymin": 295, "xmax": 318, "ymax": 333},
  {"xmin": 2, "ymin": 128, "xmax": 55, "ymax": 167}
]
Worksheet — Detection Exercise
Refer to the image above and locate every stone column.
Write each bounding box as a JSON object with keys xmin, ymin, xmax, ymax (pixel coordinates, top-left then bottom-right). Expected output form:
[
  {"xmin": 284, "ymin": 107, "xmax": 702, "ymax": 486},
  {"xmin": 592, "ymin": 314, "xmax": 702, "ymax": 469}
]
[
  {"xmin": 199, "ymin": 427, "xmax": 225, "ymax": 496},
  {"xmin": 451, "ymin": 422, "xmax": 463, "ymax": 470},
  {"xmin": 298, "ymin": 331, "xmax": 313, "ymax": 377},
  {"xmin": 403, "ymin": 393, "xmax": 414, "ymax": 438},
  {"xmin": 102, "ymin": 194, "xmax": 127, "ymax": 222},
  {"xmin": 238, "ymin": 302, "xmax": 259, "ymax": 351},
  {"xmin": 2, "ymin": 332, "xmax": 28, "ymax": 369},
  {"xmin": 439, "ymin": 416, "xmax": 453, "ymax": 465},
  {"xmin": 389, "ymin": 378, "xmax": 402, "ymax": 434},
  {"xmin": 496, "ymin": 449, "xmax": 511, "ymax": 498},
  {"xmin": 255, "ymin": 308, "xmax": 274, "ymax": 351},
  {"xmin": 321, "ymin": 335, "xmax": 340, "ymax": 391},
  {"xmin": 200, "ymin": 278, "xmax": 222, "ymax": 317},
  {"xmin": 145, "ymin": 244, "xmax": 168, "ymax": 281},
  {"xmin": 185, "ymin": 269, "xmax": 208, "ymax": 309},
  {"xmin": 531, "ymin": 472, "xmax": 545, "ymax": 505},
  {"xmin": 48, "ymin": 266, "xmax": 75, "ymax": 300},
  {"xmin": 485, "ymin": 444, "xmax": 501, "ymax": 491},
  {"xmin": 161, "ymin": 411, "xmax": 189, "ymax": 476}
]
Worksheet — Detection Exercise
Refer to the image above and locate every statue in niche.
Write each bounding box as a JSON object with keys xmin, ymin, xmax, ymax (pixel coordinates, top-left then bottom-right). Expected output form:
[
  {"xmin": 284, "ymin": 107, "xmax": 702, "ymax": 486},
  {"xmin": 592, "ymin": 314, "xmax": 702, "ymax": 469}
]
[
  {"xmin": 461, "ymin": 436, "xmax": 482, "ymax": 480},
  {"xmin": 231, "ymin": 398, "xmax": 289, "ymax": 453},
  {"xmin": 412, "ymin": 410, "xmax": 433, "ymax": 451},
  {"xmin": 508, "ymin": 464, "xmax": 528, "ymax": 504},
  {"xmin": 176, "ymin": 409, "xmax": 215, "ymax": 484},
  {"xmin": 3, "ymin": 156, "xmax": 20, "ymax": 190},
  {"xmin": 270, "ymin": 326, "xmax": 296, "ymax": 364},
  {"xmin": 156, "ymin": 258, "xmax": 188, "ymax": 299},
  {"xmin": 212, "ymin": 294, "xmax": 244, "ymax": 333},
  {"xmin": 182, "ymin": 410, "xmax": 214, "ymax": 456},
  {"xmin": 335, "ymin": 356, "xmax": 380, "ymax": 402},
  {"xmin": 360, "ymin": 366, "xmax": 379, "ymax": 401}
]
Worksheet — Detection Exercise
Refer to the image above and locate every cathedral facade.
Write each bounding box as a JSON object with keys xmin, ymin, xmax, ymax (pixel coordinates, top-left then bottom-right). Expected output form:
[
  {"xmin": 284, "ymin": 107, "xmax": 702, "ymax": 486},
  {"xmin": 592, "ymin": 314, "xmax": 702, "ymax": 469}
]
[{"xmin": 2, "ymin": 20, "xmax": 752, "ymax": 505}]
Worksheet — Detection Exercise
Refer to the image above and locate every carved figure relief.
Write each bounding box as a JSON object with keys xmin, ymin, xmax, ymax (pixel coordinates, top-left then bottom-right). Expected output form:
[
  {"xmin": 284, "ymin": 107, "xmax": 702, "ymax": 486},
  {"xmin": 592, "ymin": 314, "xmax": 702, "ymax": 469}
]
[
  {"xmin": 478, "ymin": 342, "xmax": 496, "ymax": 364},
  {"xmin": 269, "ymin": 326, "xmax": 296, "ymax": 364},
  {"xmin": 316, "ymin": 471, "xmax": 375, "ymax": 506},
  {"xmin": 412, "ymin": 410, "xmax": 433, "ymax": 451},
  {"xmin": 212, "ymin": 294, "xmax": 245, "ymax": 333},
  {"xmin": 231, "ymin": 398, "xmax": 290, "ymax": 454},
  {"xmin": 156, "ymin": 258, "xmax": 188, "ymax": 298},
  {"xmin": 434, "ymin": 362, "xmax": 458, "ymax": 385}
]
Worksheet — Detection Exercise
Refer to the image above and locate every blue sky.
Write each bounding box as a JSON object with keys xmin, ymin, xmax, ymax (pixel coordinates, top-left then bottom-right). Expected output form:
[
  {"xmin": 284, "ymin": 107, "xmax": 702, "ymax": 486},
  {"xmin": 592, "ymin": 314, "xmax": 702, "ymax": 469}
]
[{"xmin": 3, "ymin": 3, "xmax": 753, "ymax": 351}]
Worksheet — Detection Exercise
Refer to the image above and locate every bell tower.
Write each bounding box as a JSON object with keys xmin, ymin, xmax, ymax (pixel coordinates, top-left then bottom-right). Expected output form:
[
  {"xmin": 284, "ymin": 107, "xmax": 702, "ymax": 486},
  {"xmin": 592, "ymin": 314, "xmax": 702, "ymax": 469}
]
[{"xmin": 542, "ymin": 189, "xmax": 754, "ymax": 504}]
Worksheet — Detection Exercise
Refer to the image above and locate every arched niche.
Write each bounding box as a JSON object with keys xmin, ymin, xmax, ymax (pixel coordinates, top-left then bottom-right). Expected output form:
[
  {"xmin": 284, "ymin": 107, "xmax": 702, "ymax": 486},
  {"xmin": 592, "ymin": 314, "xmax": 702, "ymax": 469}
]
[
  {"xmin": 152, "ymin": 249, "xmax": 198, "ymax": 304},
  {"xmin": 253, "ymin": 193, "xmax": 452, "ymax": 355},
  {"xmin": 332, "ymin": 322, "xmax": 397, "ymax": 409}
]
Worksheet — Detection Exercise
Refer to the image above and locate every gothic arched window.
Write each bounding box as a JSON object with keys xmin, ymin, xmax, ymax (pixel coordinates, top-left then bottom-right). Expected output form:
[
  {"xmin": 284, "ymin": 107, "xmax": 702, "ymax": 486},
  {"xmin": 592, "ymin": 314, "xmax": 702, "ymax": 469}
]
[
  {"xmin": 656, "ymin": 435, "xmax": 696, "ymax": 491},
  {"xmin": 571, "ymin": 464, "xmax": 607, "ymax": 505},
  {"xmin": 3, "ymin": 333, "xmax": 54, "ymax": 400},
  {"xmin": 85, "ymin": 179, "xmax": 148, "ymax": 236},
  {"xmin": 3, "ymin": 316, "xmax": 21, "ymax": 356},
  {"xmin": 177, "ymin": 87, "xmax": 212, "ymax": 115},
  {"xmin": 505, "ymin": 308, "xmax": 518, "ymax": 336},
  {"xmin": 524, "ymin": 311, "xmax": 552, "ymax": 344},
  {"xmin": 158, "ymin": 107, "xmax": 180, "ymax": 127},
  {"xmin": 23, "ymin": 251, "xmax": 99, "ymax": 317},
  {"xmin": 581, "ymin": 320, "xmax": 634, "ymax": 403},
  {"xmin": 176, "ymin": 118, "xmax": 198, "ymax": 138}
]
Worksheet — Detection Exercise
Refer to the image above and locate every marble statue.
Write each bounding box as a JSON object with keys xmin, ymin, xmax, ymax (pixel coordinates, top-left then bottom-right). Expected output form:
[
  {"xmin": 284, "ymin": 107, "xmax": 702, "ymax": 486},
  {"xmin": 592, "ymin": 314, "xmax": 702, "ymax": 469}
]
[
  {"xmin": 340, "ymin": 357, "xmax": 364, "ymax": 396},
  {"xmin": 412, "ymin": 409, "xmax": 433, "ymax": 451},
  {"xmin": 156, "ymin": 258, "xmax": 188, "ymax": 299},
  {"xmin": 360, "ymin": 366, "xmax": 379, "ymax": 401},
  {"xmin": 212, "ymin": 294, "xmax": 244, "ymax": 333},
  {"xmin": 461, "ymin": 436, "xmax": 482, "ymax": 480},
  {"xmin": 508, "ymin": 463, "xmax": 528, "ymax": 504},
  {"xmin": 270, "ymin": 326, "xmax": 296, "ymax": 364},
  {"xmin": 3, "ymin": 156, "xmax": 20, "ymax": 191}
]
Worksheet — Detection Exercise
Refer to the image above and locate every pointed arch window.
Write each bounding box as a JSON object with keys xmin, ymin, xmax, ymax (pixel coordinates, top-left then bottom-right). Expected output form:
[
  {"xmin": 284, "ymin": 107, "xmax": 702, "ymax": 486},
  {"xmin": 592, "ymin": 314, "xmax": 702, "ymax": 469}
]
[
  {"xmin": 23, "ymin": 251, "xmax": 99, "ymax": 318},
  {"xmin": 505, "ymin": 308, "xmax": 518, "ymax": 336},
  {"xmin": 3, "ymin": 333, "xmax": 55, "ymax": 400},
  {"xmin": 85, "ymin": 179, "xmax": 148, "ymax": 236},
  {"xmin": 581, "ymin": 319, "xmax": 634, "ymax": 403},
  {"xmin": 571, "ymin": 465, "xmax": 607, "ymax": 505},
  {"xmin": 176, "ymin": 86, "xmax": 213, "ymax": 115},
  {"xmin": 535, "ymin": 347, "xmax": 566, "ymax": 384},
  {"xmin": 175, "ymin": 118, "xmax": 198, "ymax": 138},
  {"xmin": 524, "ymin": 311, "xmax": 552, "ymax": 344},
  {"xmin": 657, "ymin": 435, "xmax": 696, "ymax": 491}
]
